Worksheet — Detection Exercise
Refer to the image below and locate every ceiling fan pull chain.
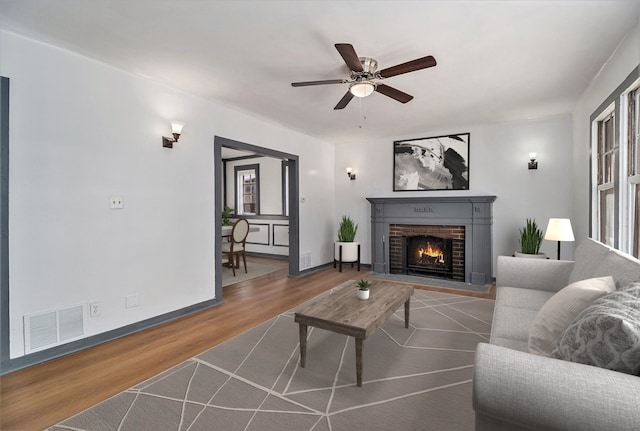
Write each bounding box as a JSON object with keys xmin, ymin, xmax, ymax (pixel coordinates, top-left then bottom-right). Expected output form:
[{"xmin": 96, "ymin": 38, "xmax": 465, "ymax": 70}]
[
  {"xmin": 358, "ymin": 97, "xmax": 368, "ymax": 129},
  {"xmin": 363, "ymin": 97, "xmax": 367, "ymax": 123}
]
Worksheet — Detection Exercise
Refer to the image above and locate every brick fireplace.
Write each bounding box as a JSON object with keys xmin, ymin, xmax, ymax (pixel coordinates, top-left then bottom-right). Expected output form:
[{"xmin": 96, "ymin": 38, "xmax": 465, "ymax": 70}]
[
  {"xmin": 389, "ymin": 224, "xmax": 465, "ymax": 281},
  {"xmin": 366, "ymin": 196, "xmax": 496, "ymax": 285}
]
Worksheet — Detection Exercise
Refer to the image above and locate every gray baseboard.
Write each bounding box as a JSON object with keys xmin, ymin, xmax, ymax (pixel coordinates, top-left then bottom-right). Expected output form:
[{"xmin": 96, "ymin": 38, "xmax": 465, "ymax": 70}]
[{"xmin": 1, "ymin": 297, "xmax": 223, "ymax": 375}]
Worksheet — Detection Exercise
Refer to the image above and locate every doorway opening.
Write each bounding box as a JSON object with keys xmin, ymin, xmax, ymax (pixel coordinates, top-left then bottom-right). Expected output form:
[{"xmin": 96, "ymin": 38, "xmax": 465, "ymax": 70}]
[{"xmin": 214, "ymin": 136, "xmax": 299, "ymax": 300}]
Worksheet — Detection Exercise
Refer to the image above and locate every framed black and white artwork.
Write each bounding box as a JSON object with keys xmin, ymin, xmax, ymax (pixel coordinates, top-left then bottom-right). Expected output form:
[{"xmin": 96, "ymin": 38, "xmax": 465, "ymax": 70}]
[{"xmin": 393, "ymin": 133, "xmax": 470, "ymax": 191}]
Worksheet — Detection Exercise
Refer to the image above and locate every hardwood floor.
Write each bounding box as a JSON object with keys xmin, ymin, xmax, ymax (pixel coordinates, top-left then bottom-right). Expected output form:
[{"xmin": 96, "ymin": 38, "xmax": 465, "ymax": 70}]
[{"xmin": 0, "ymin": 257, "xmax": 494, "ymax": 431}]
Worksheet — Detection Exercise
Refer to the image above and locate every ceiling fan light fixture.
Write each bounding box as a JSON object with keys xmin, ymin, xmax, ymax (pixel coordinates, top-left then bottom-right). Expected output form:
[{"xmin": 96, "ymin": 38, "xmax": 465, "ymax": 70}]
[{"xmin": 349, "ymin": 82, "xmax": 375, "ymax": 98}]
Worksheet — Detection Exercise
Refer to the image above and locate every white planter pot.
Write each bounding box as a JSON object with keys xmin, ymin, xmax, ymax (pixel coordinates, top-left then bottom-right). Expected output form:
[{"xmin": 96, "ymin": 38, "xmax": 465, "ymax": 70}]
[
  {"xmin": 357, "ymin": 289, "xmax": 370, "ymax": 300},
  {"xmin": 515, "ymin": 251, "xmax": 547, "ymax": 259},
  {"xmin": 335, "ymin": 241, "xmax": 359, "ymax": 262}
]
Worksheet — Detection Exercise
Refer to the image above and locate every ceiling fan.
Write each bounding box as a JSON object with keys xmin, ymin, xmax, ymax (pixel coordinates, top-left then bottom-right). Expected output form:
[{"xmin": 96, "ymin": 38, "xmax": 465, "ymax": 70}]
[{"xmin": 291, "ymin": 43, "xmax": 437, "ymax": 110}]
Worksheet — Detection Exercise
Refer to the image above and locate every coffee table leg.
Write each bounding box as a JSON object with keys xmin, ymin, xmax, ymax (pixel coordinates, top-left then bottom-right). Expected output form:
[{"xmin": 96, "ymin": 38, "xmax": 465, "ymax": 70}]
[
  {"xmin": 356, "ymin": 337, "xmax": 363, "ymax": 387},
  {"xmin": 404, "ymin": 298, "xmax": 410, "ymax": 328},
  {"xmin": 299, "ymin": 324, "xmax": 307, "ymax": 368}
]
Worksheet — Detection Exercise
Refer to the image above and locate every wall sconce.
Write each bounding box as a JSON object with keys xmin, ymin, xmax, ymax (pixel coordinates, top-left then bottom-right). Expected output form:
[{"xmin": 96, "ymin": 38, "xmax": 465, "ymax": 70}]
[
  {"xmin": 528, "ymin": 152, "xmax": 538, "ymax": 170},
  {"xmin": 162, "ymin": 121, "xmax": 185, "ymax": 148},
  {"xmin": 346, "ymin": 167, "xmax": 356, "ymax": 180}
]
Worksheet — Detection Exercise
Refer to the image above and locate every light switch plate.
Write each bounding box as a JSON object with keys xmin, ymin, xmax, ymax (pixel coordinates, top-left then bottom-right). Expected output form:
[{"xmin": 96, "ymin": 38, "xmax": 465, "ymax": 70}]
[{"xmin": 125, "ymin": 294, "xmax": 139, "ymax": 308}]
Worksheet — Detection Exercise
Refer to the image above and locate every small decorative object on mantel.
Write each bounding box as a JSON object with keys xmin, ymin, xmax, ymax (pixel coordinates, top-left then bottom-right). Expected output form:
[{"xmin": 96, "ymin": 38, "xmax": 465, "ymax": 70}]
[
  {"xmin": 393, "ymin": 133, "xmax": 469, "ymax": 191},
  {"xmin": 515, "ymin": 218, "xmax": 546, "ymax": 259},
  {"xmin": 356, "ymin": 279, "xmax": 371, "ymax": 300}
]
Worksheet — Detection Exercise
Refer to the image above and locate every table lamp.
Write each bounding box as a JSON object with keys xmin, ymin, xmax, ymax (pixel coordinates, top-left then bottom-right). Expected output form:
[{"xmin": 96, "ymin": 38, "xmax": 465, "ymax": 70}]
[{"xmin": 544, "ymin": 218, "xmax": 575, "ymax": 260}]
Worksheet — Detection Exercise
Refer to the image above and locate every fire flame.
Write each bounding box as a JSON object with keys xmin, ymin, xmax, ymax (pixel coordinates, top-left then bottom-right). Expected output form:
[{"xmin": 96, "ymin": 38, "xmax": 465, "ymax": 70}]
[{"xmin": 417, "ymin": 242, "xmax": 445, "ymax": 263}]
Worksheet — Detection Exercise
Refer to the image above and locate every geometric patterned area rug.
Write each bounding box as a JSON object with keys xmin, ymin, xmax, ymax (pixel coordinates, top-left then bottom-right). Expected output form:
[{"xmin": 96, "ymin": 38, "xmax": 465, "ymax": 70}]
[{"xmin": 49, "ymin": 283, "xmax": 494, "ymax": 431}]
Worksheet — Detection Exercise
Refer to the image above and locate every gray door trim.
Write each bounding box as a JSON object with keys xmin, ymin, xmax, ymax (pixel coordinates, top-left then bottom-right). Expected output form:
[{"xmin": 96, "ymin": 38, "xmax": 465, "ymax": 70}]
[
  {"xmin": 214, "ymin": 135, "xmax": 299, "ymax": 301},
  {"xmin": 1, "ymin": 77, "xmax": 9, "ymax": 372}
]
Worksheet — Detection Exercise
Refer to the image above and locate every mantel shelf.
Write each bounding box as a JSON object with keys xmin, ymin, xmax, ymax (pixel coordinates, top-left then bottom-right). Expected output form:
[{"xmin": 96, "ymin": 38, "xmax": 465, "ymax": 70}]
[{"xmin": 366, "ymin": 196, "xmax": 497, "ymax": 204}]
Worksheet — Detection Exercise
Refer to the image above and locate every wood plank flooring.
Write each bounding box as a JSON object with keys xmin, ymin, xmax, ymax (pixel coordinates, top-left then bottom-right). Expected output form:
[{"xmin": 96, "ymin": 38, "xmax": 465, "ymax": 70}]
[{"xmin": 0, "ymin": 257, "xmax": 494, "ymax": 431}]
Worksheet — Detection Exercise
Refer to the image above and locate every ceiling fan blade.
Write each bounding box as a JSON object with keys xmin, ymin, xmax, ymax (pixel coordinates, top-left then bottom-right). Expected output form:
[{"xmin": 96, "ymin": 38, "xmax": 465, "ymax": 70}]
[
  {"xmin": 291, "ymin": 79, "xmax": 348, "ymax": 87},
  {"xmin": 378, "ymin": 55, "xmax": 437, "ymax": 78},
  {"xmin": 335, "ymin": 43, "xmax": 363, "ymax": 72},
  {"xmin": 334, "ymin": 91, "xmax": 355, "ymax": 110},
  {"xmin": 375, "ymin": 84, "xmax": 413, "ymax": 103}
]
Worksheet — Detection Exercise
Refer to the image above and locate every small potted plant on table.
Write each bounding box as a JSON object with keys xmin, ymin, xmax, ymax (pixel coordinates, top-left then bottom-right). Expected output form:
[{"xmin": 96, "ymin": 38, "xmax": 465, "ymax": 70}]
[{"xmin": 356, "ymin": 279, "xmax": 371, "ymax": 300}]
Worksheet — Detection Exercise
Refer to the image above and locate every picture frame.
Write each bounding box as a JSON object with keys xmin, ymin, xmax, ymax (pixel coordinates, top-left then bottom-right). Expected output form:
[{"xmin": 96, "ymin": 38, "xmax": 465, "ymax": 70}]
[{"xmin": 393, "ymin": 133, "xmax": 470, "ymax": 191}]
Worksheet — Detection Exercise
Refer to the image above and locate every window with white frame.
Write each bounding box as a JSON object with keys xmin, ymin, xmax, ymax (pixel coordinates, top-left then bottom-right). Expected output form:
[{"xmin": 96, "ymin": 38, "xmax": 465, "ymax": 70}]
[
  {"xmin": 594, "ymin": 108, "xmax": 616, "ymax": 247},
  {"xmin": 282, "ymin": 160, "xmax": 289, "ymax": 217},
  {"xmin": 235, "ymin": 164, "xmax": 259, "ymax": 216},
  {"xmin": 590, "ymin": 68, "xmax": 640, "ymax": 255},
  {"xmin": 625, "ymin": 84, "xmax": 640, "ymax": 257}
]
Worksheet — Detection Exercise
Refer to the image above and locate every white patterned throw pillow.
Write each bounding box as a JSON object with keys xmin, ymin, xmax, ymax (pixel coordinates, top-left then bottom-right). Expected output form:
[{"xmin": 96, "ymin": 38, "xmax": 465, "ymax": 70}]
[
  {"xmin": 528, "ymin": 276, "xmax": 616, "ymax": 356},
  {"xmin": 551, "ymin": 283, "xmax": 640, "ymax": 375}
]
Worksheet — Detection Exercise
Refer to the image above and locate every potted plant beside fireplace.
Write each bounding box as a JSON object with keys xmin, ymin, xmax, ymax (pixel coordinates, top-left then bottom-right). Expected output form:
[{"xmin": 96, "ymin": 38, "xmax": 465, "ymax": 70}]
[
  {"xmin": 334, "ymin": 215, "xmax": 360, "ymax": 267},
  {"xmin": 515, "ymin": 218, "xmax": 546, "ymax": 259}
]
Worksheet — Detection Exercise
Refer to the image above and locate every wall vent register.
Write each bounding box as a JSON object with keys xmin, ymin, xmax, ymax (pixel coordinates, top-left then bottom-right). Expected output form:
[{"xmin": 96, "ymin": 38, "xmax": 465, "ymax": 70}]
[{"xmin": 23, "ymin": 304, "xmax": 86, "ymax": 353}]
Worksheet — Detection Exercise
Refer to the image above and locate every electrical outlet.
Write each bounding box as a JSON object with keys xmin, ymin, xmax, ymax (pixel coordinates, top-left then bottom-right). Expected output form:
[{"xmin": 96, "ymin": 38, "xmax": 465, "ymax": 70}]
[
  {"xmin": 109, "ymin": 196, "xmax": 124, "ymax": 209},
  {"xmin": 90, "ymin": 302, "xmax": 100, "ymax": 317}
]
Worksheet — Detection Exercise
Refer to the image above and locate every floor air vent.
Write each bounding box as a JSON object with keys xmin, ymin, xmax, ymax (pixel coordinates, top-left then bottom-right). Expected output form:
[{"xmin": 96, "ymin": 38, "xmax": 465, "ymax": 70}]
[{"xmin": 24, "ymin": 304, "xmax": 86, "ymax": 353}]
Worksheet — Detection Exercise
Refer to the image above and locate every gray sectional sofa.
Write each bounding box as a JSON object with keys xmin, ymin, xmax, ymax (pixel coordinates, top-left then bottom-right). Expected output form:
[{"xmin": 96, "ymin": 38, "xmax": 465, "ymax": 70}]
[{"xmin": 472, "ymin": 238, "xmax": 640, "ymax": 431}]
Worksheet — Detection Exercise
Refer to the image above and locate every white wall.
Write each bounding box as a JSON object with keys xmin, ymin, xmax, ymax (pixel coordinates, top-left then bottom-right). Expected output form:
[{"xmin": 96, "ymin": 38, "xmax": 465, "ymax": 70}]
[
  {"xmin": 224, "ymin": 156, "xmax": 284, "ymax": 215},
  {"xmin": 223, "ymin": 156, "xmax": 290, "ymax": 256},
  {"xmin": 572, "ymin": 20, "xmax": 640, "ymax": 242},
  {"xmin": 8, "ymin": 16, "xmax": 636, "ymax": 360},
  {"xmin": 1, "ymin": 31, "xmax": 335, "ymax": 359},
  {"xmin": 333, "ymin": 115, "xmax": 574, "ymax": 272}
]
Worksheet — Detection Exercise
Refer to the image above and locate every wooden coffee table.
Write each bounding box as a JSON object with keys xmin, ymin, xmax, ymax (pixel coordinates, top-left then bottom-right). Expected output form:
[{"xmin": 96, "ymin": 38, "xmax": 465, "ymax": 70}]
[{"xmin": 294, "ymin": 280, "xmax": 414, "ymax": 387}]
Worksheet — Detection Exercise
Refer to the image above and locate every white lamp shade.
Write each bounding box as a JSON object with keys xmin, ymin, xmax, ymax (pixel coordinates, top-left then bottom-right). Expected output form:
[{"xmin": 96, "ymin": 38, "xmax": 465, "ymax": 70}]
[
  {"xmin": 350, "ymin": 82, "xmax": 375, "ymax": 98},
  {"xmin": 544, "ymin": 218, "xmax": 575, "ymax": 241},
  {"xmin": 171, "ymin": 121, "xmax": 185, "ymax": 135}
]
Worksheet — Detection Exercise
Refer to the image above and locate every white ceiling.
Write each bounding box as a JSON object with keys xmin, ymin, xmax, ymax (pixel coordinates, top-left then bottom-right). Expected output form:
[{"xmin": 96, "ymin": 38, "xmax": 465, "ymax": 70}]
[{"xmin": 1, "ymin": 1, "xmax": 639, "ymax": 144}]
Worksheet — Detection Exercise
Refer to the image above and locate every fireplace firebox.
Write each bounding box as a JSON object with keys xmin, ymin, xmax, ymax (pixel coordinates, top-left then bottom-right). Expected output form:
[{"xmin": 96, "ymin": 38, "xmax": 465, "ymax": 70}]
[
  {"xmin": 405, "ymin": 235, "xmax": 453, "ymax": 277},
  {"xmin": 389, "ymin": 224, "xmax": 465, "ymax": 281}
]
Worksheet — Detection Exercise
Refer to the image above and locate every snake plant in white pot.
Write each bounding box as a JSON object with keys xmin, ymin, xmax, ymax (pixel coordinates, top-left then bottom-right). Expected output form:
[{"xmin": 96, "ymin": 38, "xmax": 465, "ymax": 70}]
[
  {"xmin": 515, "ymin": 218, "xmax": 546, "ymax": 259},
  {"xmin": 334, "ymin": 215, "xmax": 359, "ymax": 263}
]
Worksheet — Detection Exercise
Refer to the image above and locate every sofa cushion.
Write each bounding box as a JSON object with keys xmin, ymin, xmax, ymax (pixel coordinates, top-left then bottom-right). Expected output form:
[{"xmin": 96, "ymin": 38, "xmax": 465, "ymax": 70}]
[
  {"xmin": 490, "ymin": 286, "xmax": 554, "ymax": 352},
  {"xmin": 593, "ymin": 249, "xmax": 640, "ymax": 288},
  {"xmin": 491, "ymin": 308, "xmax": 539, "ymax": 352},
  {"xmin": 551, "ymin": 283, "xmax": 640, "ymax": 375},
  {"xmin": 497, "ymin": 256, "xmax": 573, "ymax": 292},
  {"xmin": 528, "ymin": 276, "xmax": 616, "ymax": 356},
  {"xmin": 568, "ymin": 238, "xmax": 610, "ymax": 284},
  {"xmin": 494, "ymin": 285, "xmax": 554, "ymax": 311}
]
